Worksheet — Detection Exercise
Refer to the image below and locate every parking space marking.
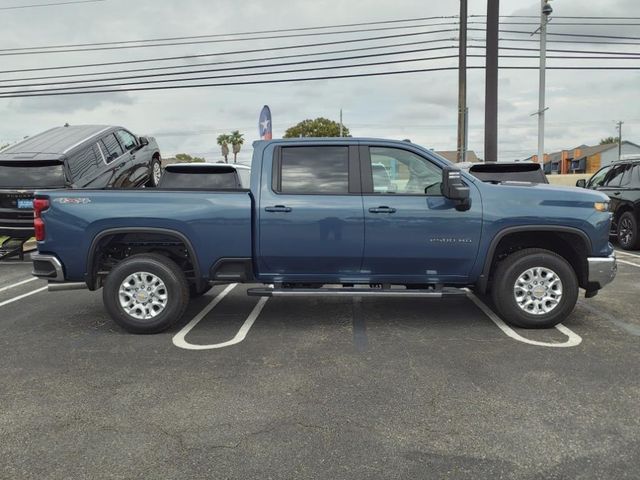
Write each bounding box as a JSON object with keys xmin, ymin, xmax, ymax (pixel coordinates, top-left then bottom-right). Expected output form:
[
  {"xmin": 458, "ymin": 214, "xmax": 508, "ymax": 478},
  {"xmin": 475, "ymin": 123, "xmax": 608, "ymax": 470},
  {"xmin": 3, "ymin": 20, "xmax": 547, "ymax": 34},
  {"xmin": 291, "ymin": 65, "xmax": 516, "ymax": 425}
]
[
  {"xmin": 618, "ymin": 258, "xmax": 640, "ymax": 269},
  {"xmin": 0, "ymin": 277, "xmax": 37, "ymax": 293},
  {"xmin": 615, "ymin": 250, "xmax": 640, "ymax": 259},
  {"xmin": 172, "ymin": 284, "xmax": 269, "ymax": 350},
  {"xmin": 465, "ymin": 290, "xmax": 582, "ymax": 348},
  {"xmin": 0, "ymin": 286, "xmax": 47, "ymax": 309}
]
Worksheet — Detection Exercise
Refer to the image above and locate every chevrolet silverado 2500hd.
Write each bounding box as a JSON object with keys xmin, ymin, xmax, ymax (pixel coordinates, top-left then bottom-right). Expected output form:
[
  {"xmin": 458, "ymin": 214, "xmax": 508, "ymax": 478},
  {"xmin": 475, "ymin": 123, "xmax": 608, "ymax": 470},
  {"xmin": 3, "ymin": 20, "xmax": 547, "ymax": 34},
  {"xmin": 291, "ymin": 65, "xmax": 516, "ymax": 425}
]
[{"xmin": 31, "ymin": 138, "xmax": 617, "ymax": 333}]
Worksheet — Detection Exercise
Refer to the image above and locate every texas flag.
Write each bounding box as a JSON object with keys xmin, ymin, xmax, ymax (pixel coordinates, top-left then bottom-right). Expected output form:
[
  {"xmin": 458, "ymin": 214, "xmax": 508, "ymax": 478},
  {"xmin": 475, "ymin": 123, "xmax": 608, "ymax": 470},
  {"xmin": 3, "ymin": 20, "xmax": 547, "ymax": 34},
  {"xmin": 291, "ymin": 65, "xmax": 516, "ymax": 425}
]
[{"xmin": 259, "ymin": 105, "xmax": 272, "ymax": 140}]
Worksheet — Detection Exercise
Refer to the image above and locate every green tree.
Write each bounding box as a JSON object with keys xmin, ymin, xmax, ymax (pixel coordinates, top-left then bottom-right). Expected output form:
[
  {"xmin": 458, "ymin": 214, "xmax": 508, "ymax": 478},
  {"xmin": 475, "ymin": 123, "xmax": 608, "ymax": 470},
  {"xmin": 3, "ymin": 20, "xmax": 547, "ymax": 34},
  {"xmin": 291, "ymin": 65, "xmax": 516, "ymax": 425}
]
[
  {"xmin": 599, "ymin": 136, "xmax": 618, "ymax": 145},
  {"xmin": 283, "ymin": 117, "xmax": 350, "ymax": 138},
  {"xmin": 229, "ymin": 130, "xmax": 245, "ymax": 164},
  {"xmin": 216, "ymin": 134, "xmax": 231, "ymax": 163},
  {"xmin": 175, "ymin": 153, "xmax": 205, "ymax": 163}
]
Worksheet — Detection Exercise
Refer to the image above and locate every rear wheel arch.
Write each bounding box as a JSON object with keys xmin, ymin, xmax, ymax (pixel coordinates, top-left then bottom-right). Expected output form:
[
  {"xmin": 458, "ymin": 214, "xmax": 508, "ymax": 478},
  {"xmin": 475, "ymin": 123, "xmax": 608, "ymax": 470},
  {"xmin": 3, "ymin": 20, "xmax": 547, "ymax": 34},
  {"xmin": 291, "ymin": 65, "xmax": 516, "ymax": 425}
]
[
  {"xmin": 86, "ymin": 227, "xmax": 201, "ymax": 290},
  {"xmin": 478, "ymin": 226, "xmax": 591, "ymax": 293}
]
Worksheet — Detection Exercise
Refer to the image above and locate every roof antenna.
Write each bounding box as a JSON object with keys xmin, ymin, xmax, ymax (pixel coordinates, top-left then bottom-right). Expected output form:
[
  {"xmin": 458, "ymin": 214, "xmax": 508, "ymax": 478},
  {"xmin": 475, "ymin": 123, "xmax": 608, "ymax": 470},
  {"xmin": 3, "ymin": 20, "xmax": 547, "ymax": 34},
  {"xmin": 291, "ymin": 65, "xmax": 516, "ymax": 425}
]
[{"xmin": 64, "ymin": 123, "xmax": 70, "ymax": 127}]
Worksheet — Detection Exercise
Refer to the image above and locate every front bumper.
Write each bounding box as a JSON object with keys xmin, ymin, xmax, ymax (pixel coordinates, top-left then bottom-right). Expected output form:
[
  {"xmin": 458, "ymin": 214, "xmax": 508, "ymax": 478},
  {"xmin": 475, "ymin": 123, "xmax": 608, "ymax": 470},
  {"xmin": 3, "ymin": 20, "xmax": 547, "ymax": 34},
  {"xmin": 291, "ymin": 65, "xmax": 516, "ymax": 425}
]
[{"xmin": 587, "ymin": 254, "xmax": 617, "ymax": 289}]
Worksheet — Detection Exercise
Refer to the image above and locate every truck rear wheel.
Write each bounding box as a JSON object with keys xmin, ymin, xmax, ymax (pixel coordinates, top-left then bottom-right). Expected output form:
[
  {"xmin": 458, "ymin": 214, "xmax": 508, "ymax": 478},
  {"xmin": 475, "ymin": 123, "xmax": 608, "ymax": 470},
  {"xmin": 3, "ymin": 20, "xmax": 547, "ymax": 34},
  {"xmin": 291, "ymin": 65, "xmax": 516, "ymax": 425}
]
[
  {"xmin": 490, "ymin": 248, "xmax": 578, "ymax": 329},
  {"xmin": 103, "ymin": 253, "xmax": 189, "ymax": 334}
]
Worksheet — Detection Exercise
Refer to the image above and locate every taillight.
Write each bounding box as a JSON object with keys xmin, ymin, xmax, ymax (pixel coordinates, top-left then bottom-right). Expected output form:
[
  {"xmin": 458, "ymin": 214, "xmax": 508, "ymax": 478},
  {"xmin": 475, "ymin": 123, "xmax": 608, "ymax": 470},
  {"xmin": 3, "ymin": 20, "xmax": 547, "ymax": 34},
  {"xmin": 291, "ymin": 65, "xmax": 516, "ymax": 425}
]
[{"xmin": 33, "ymin": 198, "xmax": 49, "ymax": 241}]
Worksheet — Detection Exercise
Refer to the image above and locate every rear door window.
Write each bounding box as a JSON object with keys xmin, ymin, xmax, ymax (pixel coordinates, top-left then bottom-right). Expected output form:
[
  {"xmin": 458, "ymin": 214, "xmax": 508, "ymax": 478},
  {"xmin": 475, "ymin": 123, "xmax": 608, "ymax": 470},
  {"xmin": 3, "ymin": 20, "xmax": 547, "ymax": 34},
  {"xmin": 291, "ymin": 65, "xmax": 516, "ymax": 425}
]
[
  {"xmin": 632, "ymin": 165, "xmax": 640, "ymax": 188},
  {"xmin": 100, "ymin": 133, "xmax": 124, "ymax": 163},
  {"xmin": 115, "ymin": 129, "xmax": 137, "ymax": 151},
  {"xmin": 276, "ymin": 146, "xmax": 349, "ymax": 194},
  {"xmin": 67, "ymin": 146, "xmax": 100, "ymax": 181}
]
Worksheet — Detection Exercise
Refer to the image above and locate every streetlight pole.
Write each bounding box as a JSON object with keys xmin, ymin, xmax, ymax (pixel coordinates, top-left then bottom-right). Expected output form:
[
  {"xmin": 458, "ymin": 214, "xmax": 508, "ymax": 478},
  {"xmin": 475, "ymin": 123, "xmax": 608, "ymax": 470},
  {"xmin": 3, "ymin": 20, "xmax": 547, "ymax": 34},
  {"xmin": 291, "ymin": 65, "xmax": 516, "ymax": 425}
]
[
  {"xmin": 536, "ymin": 0, "xmax": 552, "ymax": 165},
  {"xmin": 617, "ymin": 120, "xmax": 624, "ymax": 161}
]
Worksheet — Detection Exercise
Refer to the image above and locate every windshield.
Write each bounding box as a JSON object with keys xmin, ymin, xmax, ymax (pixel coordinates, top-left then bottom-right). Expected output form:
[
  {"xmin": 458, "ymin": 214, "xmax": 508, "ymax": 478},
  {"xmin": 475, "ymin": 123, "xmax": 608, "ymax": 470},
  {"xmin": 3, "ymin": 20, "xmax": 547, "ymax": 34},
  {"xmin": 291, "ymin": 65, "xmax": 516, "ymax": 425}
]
[{"xmin": 0, "ymin": 161, "xmax": 66, "ymax": 188}]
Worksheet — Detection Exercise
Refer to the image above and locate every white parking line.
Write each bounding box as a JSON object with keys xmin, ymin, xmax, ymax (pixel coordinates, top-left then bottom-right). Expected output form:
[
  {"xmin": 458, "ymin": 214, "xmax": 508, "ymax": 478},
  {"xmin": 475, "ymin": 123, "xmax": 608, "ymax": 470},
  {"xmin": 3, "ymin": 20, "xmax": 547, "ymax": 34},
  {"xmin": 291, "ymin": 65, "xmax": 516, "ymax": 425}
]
[
  {"xmin": 172, "ymin": 284, "xmax": 269, "ymax": 350},
  {"xmin": 0, "ymin": 286, "xmax": 47, "ymax": 309},
  {"xmin": 618, "ymin": 259, "xmax": 640, "ymax": 268},
  {"xmin": 0, "ymin": 277, "xmax": 37, "ymax": 293},
  {"xmin": 465, "ymin": 290, "xmax": 582, "ymax": 348},
  {"xmin": 615, "ymin": 250, "xmax": 640, "ymax": 259}
]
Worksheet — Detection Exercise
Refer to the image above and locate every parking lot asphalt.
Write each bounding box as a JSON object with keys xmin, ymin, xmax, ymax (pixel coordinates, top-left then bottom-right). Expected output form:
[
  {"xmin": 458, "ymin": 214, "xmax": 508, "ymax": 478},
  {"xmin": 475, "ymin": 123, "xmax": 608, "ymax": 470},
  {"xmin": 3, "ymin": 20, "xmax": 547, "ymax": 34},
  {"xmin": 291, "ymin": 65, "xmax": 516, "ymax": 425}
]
[{"xmin": 1, "ymin": 251, "xmax": 639, "ymax": 479}]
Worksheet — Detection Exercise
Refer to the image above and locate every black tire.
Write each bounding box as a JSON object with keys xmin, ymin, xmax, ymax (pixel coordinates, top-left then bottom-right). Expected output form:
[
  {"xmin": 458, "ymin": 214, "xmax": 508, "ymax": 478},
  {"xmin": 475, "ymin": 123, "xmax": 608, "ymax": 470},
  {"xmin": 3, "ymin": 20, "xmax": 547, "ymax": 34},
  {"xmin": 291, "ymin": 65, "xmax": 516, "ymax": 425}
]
[
  {"xmin": 103, "ymin": 253, "xmax": 189, "ymax": 334},
  {"xmin": 490, "ymin": 248, "xmax": 579, "ymax": 329},
  {"xmin": 145, "ymin": 157, "xmax": 162, "ymax": 187},
  {"xmin": 617, "ymin": 211, "xmax": 640, "ymax": 250}
]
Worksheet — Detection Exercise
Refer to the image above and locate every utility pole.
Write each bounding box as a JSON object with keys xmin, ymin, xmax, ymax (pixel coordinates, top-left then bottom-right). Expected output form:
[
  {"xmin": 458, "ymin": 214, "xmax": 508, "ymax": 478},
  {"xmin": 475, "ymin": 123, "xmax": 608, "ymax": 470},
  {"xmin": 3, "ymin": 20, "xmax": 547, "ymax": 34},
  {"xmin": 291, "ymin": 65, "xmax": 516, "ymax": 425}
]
[
  {"xmin": 339, "ymin": 108, "xmax": 343, "ymax": 137},
  {"xmin": 535, "ymin": 0, "xmax": 553, "ymax": 166},
  {"xmin": 456, "ymin": 0, "xmax": 468, "ymax": 163},
  {"xmin": 617, "ymin": 120, "xmax": 624, "ymax": 161},
  {"xmin": 484, "ymin": 0, "xmax": 499, "ymax": 162}
]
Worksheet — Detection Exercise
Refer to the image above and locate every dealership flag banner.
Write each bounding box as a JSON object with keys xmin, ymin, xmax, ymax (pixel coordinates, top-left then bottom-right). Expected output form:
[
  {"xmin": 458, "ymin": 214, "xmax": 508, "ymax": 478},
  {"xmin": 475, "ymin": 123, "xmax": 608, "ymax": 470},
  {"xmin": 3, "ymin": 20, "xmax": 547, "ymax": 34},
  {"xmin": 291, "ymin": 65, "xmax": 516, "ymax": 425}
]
[{"xmin": 259, "ymin": 105, "xmax": 272, "ymax": 140}]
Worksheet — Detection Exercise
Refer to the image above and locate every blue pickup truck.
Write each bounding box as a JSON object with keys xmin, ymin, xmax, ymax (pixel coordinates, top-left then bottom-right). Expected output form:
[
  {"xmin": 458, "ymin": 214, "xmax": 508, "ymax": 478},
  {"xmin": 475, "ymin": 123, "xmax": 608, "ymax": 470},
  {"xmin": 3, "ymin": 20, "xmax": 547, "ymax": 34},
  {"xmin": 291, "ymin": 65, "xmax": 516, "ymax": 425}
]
[{"xmin": 31, "ymin": 138, "xmax": 617, "ymax": 333}]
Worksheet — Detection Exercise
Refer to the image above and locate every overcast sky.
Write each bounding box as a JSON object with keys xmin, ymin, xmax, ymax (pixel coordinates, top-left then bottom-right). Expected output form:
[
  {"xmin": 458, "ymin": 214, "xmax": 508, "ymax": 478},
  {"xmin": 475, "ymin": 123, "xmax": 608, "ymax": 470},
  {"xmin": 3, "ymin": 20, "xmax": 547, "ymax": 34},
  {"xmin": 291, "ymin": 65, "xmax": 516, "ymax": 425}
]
[{"xmin": 0, "ymin": 0, "xmax": 639, "ymax": 163}]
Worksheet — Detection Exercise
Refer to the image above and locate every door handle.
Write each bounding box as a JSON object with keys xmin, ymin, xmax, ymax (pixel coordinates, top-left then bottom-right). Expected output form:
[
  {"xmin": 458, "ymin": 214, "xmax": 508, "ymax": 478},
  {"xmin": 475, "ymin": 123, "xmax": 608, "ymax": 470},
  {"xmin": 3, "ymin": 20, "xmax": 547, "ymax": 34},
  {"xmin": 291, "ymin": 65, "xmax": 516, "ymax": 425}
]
[
  {"xmin": 265, "ymin": 205, "xmax": 292, "ymax": 213},
  {"xmin": 369, "ymin": 206, "xmax": 396, "ymax": 214},
  {"xmin": 612, "ymin": 191, "xmax": 621, "ymax": 195}
]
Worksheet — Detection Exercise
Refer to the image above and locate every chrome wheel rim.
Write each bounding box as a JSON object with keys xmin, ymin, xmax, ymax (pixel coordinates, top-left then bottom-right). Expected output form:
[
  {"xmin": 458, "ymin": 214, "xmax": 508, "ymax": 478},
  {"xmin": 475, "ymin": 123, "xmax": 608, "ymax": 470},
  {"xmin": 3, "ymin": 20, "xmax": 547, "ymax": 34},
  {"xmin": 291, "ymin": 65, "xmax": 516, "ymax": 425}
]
[
  {"xmin": 619, "ymin": 217, "xmax": 633, "ymax": 246},
  {"xmin": 118, "ymin": 271, "xmax": 168, "ymax": 320},
  {"xmin": 152, "ymin": 162, "xmax": 162, "ymax": 185},
  {"xmin": 513, "ymin": 267, "xmax": 563, "ymax": 315}
]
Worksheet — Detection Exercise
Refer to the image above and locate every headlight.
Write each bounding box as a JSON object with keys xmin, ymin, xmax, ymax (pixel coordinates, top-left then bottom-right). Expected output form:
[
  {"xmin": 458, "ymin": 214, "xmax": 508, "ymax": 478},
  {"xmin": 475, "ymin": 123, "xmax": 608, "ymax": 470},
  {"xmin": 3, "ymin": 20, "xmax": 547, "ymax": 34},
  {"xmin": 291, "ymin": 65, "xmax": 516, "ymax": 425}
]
[{"xmin": 594, "ymin": 201, "xmax": 609, "ymax": 212}]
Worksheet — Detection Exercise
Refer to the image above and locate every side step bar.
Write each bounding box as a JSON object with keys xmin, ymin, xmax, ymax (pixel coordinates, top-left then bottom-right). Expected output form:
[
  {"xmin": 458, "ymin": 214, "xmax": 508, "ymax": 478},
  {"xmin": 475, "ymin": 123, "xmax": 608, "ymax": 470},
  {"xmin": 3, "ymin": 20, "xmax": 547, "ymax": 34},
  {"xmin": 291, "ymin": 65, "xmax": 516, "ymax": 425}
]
[{"xmin": 247, "ymin": 287, "xmax": 466, "ymax": 298}]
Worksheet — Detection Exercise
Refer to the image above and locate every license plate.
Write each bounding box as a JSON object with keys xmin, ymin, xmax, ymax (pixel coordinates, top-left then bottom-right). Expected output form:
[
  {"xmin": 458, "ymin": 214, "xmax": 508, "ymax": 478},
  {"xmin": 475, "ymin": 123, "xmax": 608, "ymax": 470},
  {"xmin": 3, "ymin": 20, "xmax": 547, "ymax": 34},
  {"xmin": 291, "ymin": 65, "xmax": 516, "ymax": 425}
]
[{"xmin": 17, "ymin": 199, "xmax": 33, "ymax": 209}]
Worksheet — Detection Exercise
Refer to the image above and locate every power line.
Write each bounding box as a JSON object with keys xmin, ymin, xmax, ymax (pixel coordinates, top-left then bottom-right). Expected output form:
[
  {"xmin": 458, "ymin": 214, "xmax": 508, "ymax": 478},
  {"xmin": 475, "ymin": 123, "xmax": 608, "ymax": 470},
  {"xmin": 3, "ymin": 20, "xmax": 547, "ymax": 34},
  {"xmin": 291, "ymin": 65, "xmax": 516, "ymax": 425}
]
[
  {"xmin": 0, "ymin": 46, "xmax": 459, "ymax": 88},
  {"xmin": 1, "ymin": 65, "xmax": 640, "ymax": 99},
  {"xmin": 0, "ymin": 40, "xmax": 455, "ymax": 82},
  {"xmin": 0, "ymin": 25, "xmax": 459, "ymax": 57},
  {"xmin": 0, "ymin": 30, "xmax": 458, "ymax": 74},
  {"xmin": 0, "ymin": 16, "xmax": 458, "ymax": 52},
  {"xmin": 0, "ymin": 54, "xmax": 461, "ymax": 94},
  {"xmin": 0, "ymin": 0, "xmax": 104, "ymax": 10},
  {"xmin": 5, "ymin": 44, "xmax": 640, "ymax": 90},
  {"xmin": 495, "ymin": 28, "xmax": 640, "ymax": 42}
]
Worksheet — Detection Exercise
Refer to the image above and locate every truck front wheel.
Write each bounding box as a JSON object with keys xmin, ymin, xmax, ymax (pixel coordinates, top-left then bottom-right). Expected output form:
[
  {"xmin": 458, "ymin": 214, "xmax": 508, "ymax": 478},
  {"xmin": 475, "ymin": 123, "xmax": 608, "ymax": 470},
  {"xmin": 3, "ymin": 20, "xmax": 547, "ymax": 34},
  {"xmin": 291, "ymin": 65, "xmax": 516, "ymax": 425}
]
[
  {"xmin": 103, "ymin": 253, "xmax": 189, "ymax": 334},
  {"xmin": 491, "ymin": 248, "xmax": 578, "ymax": 329}
]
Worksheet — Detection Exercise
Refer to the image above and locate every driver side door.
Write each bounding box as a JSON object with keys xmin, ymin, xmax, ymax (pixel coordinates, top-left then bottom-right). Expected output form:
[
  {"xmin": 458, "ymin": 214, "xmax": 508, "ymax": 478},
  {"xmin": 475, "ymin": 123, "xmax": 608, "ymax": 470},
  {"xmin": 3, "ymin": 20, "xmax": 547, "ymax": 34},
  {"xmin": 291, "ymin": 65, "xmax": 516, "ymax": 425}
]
[{"xmin": 360, "ymin": 144, "xmax": 482, "ymax": 282}]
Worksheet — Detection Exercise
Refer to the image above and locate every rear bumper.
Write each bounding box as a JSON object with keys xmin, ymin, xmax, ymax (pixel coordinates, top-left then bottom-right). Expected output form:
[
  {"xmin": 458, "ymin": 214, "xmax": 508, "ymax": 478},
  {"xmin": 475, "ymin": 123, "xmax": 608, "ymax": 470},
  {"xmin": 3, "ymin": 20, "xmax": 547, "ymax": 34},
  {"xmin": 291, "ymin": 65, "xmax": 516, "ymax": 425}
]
[
  {"xmin": 31, "ymin": 253, "xmax": 65, "ymax": 282},
  {"xmin": 587, "ymin": 254, "xmax": 617, "ymax": 289}
]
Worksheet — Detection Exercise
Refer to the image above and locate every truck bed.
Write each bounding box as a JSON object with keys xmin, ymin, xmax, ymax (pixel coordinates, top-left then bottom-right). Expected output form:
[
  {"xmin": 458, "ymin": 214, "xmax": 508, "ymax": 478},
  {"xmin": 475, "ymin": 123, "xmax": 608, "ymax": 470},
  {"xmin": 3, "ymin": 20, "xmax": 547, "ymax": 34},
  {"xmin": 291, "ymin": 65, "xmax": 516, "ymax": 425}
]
[{"xmin": 36, "ymin": 189, "xmax": 253, "ymax": 282}]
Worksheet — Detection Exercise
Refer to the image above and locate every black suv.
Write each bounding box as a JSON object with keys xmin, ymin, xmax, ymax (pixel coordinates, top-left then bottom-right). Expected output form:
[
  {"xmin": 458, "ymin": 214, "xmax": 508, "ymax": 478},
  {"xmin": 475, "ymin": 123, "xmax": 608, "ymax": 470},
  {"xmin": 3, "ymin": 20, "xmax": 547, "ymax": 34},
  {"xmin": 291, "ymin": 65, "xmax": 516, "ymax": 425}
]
[
  {"xmin": 578, "ymin": 160, "xmax": 640, "ymax": 250},
  {"xmin": 0, "ymin": 124, "xmax": 161, "ymax": 238}
]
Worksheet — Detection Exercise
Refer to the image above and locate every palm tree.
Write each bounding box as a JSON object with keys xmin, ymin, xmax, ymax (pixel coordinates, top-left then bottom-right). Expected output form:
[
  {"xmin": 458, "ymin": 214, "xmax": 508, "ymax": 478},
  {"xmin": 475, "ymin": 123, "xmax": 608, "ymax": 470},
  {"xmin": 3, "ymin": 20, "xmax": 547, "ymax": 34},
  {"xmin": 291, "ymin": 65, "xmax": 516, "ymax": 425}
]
[
  {"xmin": 229, "ymin": 130, "xmax": 245, "ymax": 164},
  {"xmin": 216, "ymin": 134, "xmax": 230, "ymax": 163}
]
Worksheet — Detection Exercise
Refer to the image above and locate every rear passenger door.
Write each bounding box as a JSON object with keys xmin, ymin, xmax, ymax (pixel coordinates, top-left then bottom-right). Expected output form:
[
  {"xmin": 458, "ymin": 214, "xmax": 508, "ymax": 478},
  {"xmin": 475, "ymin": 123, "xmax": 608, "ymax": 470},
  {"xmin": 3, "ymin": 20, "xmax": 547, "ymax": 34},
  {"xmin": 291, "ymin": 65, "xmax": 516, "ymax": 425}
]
[
  {"xmin": 258, "ymin": 144, "xmax": 364, "ymax": 279},
  {"xmin": 98, "ymin": 133, "xmax": 129, "ymax": 188}
]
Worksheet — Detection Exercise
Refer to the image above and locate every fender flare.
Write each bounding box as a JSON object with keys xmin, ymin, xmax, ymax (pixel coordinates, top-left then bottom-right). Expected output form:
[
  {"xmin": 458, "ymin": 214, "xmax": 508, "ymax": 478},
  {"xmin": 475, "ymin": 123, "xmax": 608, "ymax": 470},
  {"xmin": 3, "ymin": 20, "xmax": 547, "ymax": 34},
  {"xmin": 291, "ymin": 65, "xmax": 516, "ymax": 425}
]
[
  {"xmin": 85, "ymin": 227, "xmax": 201, "ymax": 289},
  {"xmin": 476, "ymin": 225, "xmax": 592, "ymax": 294}
]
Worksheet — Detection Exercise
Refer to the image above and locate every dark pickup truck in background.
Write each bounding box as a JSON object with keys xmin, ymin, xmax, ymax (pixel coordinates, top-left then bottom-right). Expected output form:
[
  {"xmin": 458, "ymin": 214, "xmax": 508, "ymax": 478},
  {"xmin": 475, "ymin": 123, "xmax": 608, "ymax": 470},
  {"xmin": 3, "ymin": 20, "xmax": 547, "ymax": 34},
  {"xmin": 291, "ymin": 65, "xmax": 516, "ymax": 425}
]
[
  {"xmin": 0, "ymin": 124, "xmax": 161, "ymax": 238},
  {"xmin": 32, "ymin": 138, "xmax": 617, "ymax": 334}
]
